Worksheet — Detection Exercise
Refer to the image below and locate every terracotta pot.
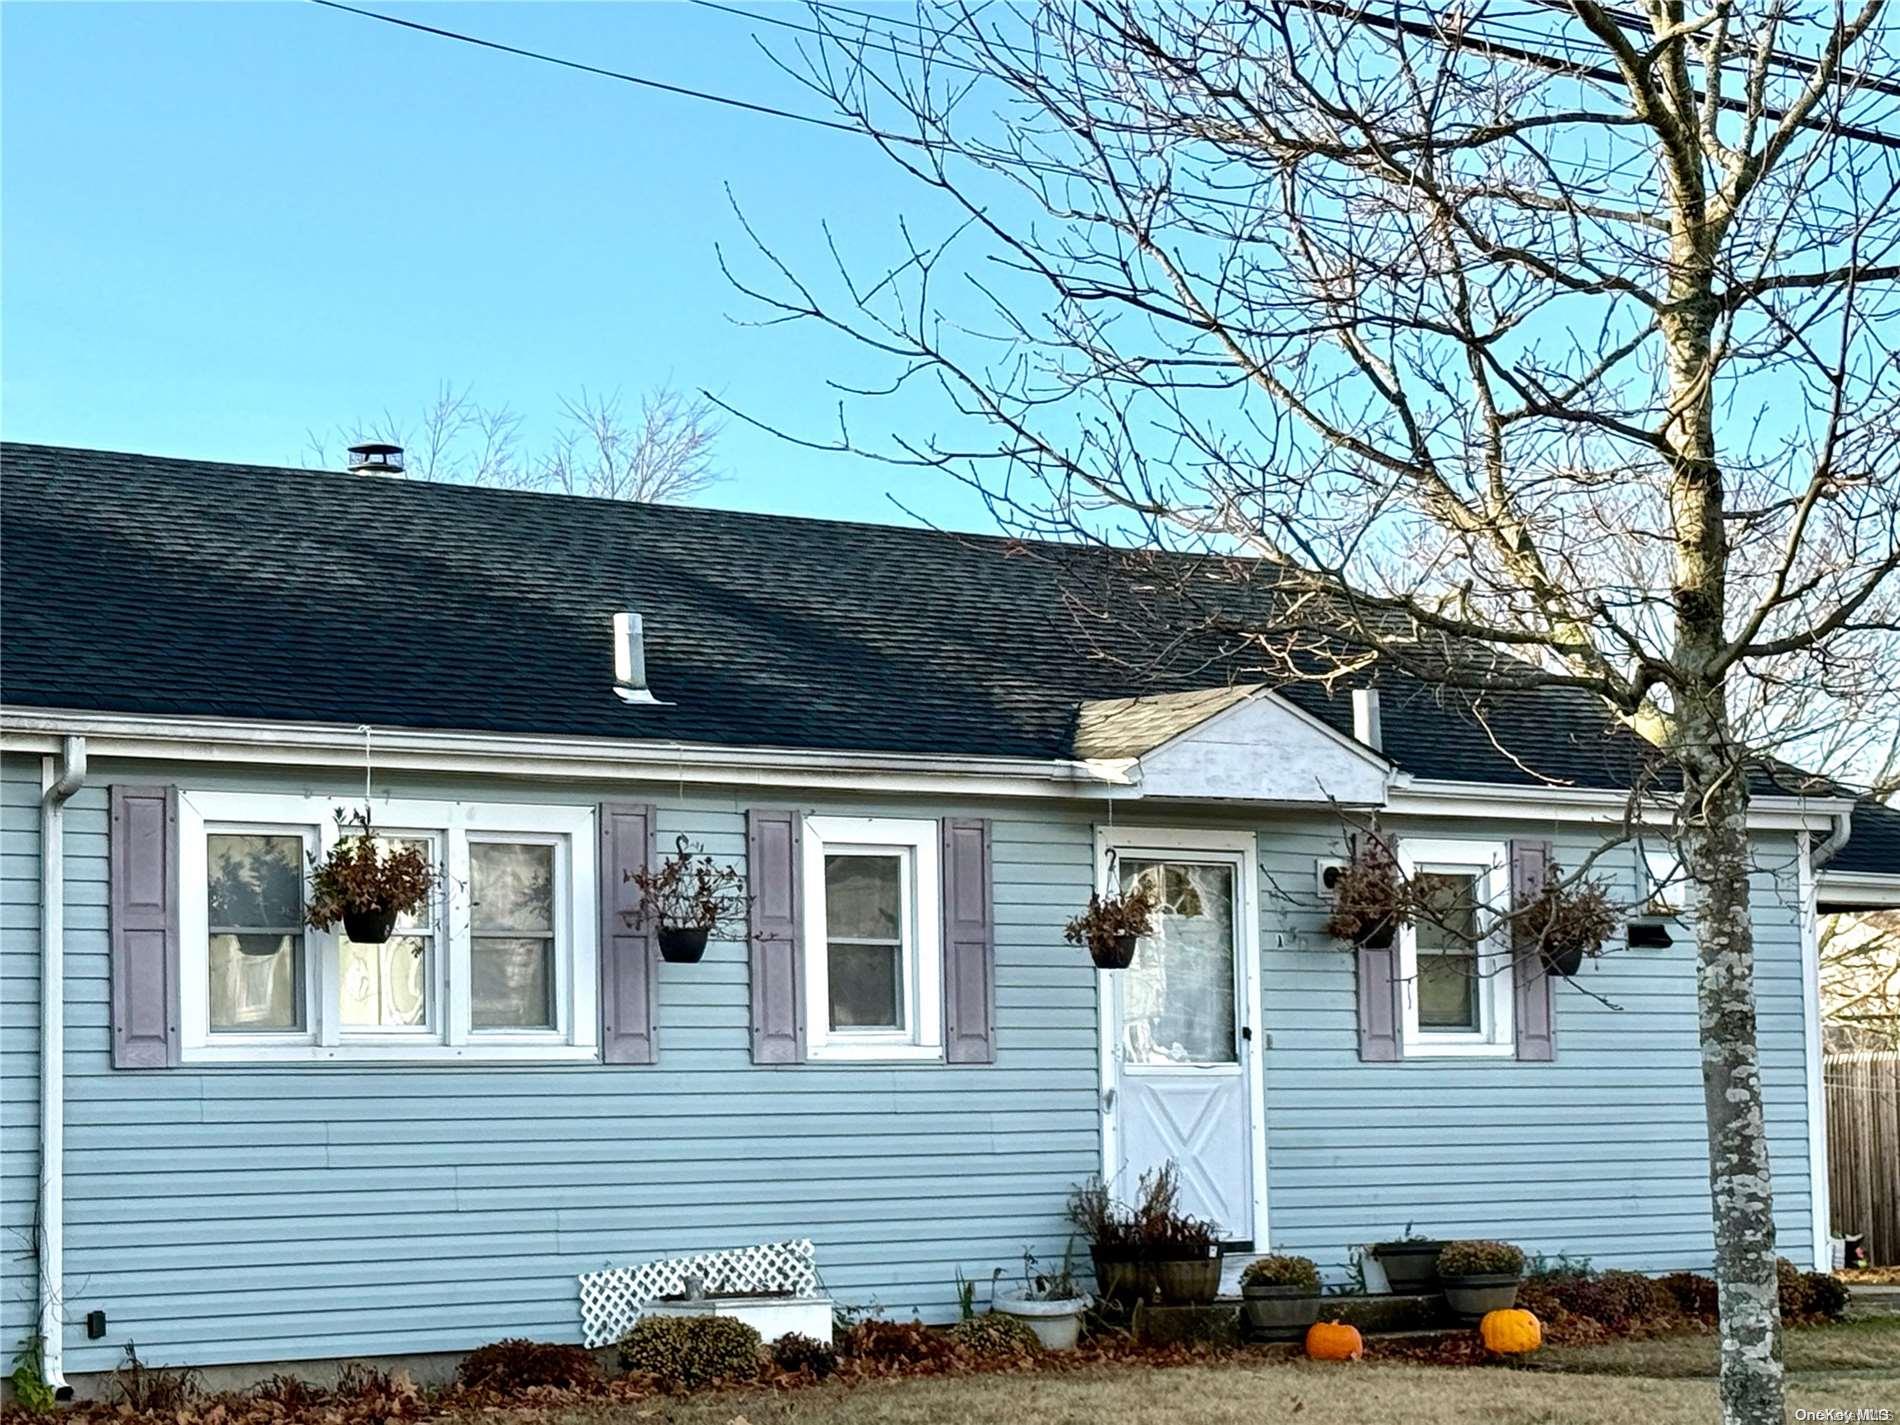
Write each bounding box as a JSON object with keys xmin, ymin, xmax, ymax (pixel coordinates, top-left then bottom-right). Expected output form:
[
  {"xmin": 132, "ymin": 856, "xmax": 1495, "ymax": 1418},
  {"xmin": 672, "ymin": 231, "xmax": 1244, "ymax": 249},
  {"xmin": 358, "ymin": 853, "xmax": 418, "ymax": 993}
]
[
  {"xmin": 342, "ymin": 906, "xmax": 398, "ymax": 945},
  {"xmin": 1089, "ymin": 934, "xmax": 1139, "ymax": 970},
  {"xmin": 658, "ymin": 925, "xmax": 711, "ymax": 963},
  {"xmin": 1441, "ymin": 1273, "xmax": 1521, "ymax": 1323}
]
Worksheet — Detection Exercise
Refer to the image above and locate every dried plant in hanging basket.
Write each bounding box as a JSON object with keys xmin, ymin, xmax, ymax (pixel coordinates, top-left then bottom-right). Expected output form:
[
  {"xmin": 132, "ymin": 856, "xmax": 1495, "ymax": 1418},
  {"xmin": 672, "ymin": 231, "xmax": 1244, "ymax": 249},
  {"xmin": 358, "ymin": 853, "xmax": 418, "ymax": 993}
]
[
  {"xmin": 629, "ymin": 835, "xmax": 748, "ymax": 961},
  {"xmin": 303, "ymin": 809, "xmax": 435, "ymax": 943},
  {"xmin": 1514, "ymin": 867, "xmax": 1620, "ymax": 975},
  {"xmin": 1321, "ymin": 831, "xmax": 1408, "ymax": 947},
  {"xmin": 1063, "ymin": 877, "xmax": 1159, "ymax": 969}
]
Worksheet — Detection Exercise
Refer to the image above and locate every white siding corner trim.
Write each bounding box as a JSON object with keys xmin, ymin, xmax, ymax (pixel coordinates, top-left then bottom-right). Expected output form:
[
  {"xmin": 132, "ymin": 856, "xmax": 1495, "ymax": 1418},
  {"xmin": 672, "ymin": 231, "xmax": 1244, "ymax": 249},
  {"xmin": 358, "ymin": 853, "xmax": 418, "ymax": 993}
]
[{"xmin": 1798, "ymin": 832, "xmax": 1831, "ymax": 1269}]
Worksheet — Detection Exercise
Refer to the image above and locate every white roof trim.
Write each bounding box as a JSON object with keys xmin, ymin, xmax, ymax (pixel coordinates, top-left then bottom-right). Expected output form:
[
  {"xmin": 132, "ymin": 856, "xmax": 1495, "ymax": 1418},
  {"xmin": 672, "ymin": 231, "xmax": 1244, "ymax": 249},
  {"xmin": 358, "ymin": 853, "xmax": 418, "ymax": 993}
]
[
  {"xmin": 1137, "ymin": 686, "xmax": 1394, "ymax": 773},
  {"xmin": 1817, "ymin": 870, "xmax": 1900, "ymax": 908}
]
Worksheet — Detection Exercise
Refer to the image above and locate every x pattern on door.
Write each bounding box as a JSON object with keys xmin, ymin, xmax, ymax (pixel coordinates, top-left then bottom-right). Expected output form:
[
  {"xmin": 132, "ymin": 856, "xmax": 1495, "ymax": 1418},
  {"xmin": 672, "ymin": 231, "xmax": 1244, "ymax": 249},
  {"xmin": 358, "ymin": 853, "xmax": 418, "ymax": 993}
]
[{"xmin": 1121, "ymin": 1069, "xmax": 1252, "ymax": 1237}]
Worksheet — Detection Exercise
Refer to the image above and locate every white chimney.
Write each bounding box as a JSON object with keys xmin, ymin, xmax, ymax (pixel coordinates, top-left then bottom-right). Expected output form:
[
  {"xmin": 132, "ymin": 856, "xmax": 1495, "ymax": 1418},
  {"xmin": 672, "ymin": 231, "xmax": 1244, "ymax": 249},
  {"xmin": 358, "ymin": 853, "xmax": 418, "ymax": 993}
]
[
  {"xmin": 613, "ymin": 611, "xmax": 670, "ymax": 705},
  {"xmin": 346, "ymin": 441, "xmax": 405, "ymax": 477},
  {"xmin": 1352, "ymin": 687, "xmax": 1383, "ymax": 753}
]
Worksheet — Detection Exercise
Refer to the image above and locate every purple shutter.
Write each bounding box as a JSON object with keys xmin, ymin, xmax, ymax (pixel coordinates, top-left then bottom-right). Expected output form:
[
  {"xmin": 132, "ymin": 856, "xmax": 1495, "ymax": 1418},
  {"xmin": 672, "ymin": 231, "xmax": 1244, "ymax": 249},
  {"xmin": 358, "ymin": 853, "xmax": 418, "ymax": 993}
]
[
  {"xmin": 747, "ymin": 808, "xmax": 804, "ymax": 1064},
  {"xmin": 599, "ymin": 802, "xmax": 658, "ymax": 1065},
  {"xmin": 110, "ymin": 785, "xmax": 180, "ymax": 1069},
  {"xmin": 941, "ymin": 818, "xmax": 995, "ymax": 1064},
  {"xmin": 1511, "ymin": 838, "xmax": 1556, "ymax": 1062},
  {"xmin": 1355, "ymin": 834, "xmax": 1404, "ymax": 1062},
  {"xmin": 1355, "ymin": 942, "xmax": 1403, "ymax": 1062}
]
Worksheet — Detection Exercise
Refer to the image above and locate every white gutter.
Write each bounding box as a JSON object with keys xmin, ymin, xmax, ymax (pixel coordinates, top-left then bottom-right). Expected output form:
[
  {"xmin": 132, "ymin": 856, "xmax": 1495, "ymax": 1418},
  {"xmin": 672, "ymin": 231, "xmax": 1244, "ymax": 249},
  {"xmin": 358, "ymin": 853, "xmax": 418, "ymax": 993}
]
[
  {"xmin": 1387, "ymin": 774, "xmax": 1854, "ymax": 833},
  {"xmin": 38, "ymin": 736, "xmax": 84, "ymax": 1398},
  {"xmin": 0, "ymin": 707, "xmax": 1120, "ymax": 799}
]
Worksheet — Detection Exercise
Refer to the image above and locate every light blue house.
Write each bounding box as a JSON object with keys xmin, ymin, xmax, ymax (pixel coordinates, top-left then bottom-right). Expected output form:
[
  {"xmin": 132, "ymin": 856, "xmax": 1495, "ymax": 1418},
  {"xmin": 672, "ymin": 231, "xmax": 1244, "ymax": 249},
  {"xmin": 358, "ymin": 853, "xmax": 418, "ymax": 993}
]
[{"xmin": 4, "ymin": 442, "xmax": 1897, "ymax": 1390}]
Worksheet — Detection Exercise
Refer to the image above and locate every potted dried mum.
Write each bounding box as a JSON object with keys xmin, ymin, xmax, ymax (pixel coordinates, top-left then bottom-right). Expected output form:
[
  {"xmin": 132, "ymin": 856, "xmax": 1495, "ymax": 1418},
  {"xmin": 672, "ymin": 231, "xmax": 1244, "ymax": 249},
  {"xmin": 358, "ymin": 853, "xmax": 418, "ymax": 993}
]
[
  {"xmin": 1063, "ymin": 876, "xmax": 1158, "ymax": 970},
  {"xmin": 1133, "ymin": 1163, "xmax": 1223, "ymax": 1305},
  {"xmin": 1322, "ymin": 832, "xmax": 1409, "ymax": 949},
  {"xmin": 1515, "ymin": 867, "xmax": 1621, "ymax": 977},
  {"xmin": 990, "ymin": 1244, "xmax": 1091, "ymax": 1351},
  {"xmin": 629, "ymin": 835, "xmax": 748, "ymax": 964},
  {"xmin": 1436, "ymin": 1239, "xmax": 1526, "ymax": 1322},
  {"xmin": 303, "ymin": 810, "xmax": 435, "ymax": 946},
  {"xmin": 1240, "ymin": 1254, "xmax": 1323, "ymax": 1339},
  {"xmin": 1068, "ymin": 1177, "xmax": 1143, "ymax": 1304},
  {"xmin": 1369, "ymin": 1223, "xmax": 1448, "ymax": 1295}
]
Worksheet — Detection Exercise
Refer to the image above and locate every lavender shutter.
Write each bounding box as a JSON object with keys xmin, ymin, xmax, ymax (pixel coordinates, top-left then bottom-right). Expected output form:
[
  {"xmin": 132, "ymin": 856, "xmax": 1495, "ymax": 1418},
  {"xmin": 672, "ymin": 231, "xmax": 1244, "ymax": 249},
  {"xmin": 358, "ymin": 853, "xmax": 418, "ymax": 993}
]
[
  {"xmin": 940, "ymin": 818, "xmax": 995, "ymax": 1064},
  {"xmin": 599, "ymin": 803, "xmax": 659, "ymax": 1065},
  {"xmin": 1511, "ymin": 838, "xmax": 1557, "ymax": 1062},
  {"xmin": 110, "ymin": 785, "xmax": 180, "ymax": 1069},
  {"xmin": 1355, "ymin": 834, "xmax": 1404, "ymax": 1062},
  {"xmin": 747, "ymin": 808, "xmax": 804, "ymax": 1064}
]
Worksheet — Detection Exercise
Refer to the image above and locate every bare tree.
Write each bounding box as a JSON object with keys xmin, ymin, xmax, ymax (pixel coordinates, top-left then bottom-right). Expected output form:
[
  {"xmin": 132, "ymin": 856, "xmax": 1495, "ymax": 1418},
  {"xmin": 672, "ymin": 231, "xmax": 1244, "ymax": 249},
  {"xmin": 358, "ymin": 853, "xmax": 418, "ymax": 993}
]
[
  {"xmin": 726, "ymin": 3, "xmax": 1900, "ymax": 1419},
  {"xmin": 309, "ymin": 381, "xmax": 724, "ymax": 503}
]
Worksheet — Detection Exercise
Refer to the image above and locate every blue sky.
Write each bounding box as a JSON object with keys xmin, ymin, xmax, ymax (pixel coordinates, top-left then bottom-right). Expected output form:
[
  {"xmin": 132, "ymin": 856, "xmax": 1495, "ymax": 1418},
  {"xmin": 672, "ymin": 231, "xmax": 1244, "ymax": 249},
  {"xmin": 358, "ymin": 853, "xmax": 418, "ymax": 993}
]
[{"xmin": 1, "ymin": 1, "xmax": 994, "ymax": 529}]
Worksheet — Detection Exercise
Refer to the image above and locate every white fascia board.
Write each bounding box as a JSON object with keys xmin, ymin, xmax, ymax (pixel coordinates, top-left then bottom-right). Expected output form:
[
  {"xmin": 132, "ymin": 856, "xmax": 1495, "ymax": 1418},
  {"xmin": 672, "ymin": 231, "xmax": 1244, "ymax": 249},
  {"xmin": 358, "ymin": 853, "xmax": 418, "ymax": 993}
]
[
  {"xmin": 1387, "ymin": 775, "xmax": 1853, "ymax": 833},
  {"xmin": 1817, "ymin": 871, "xmax": 1900, "ymax": 908},
  {"xmin": 0, "ymin": 707, "xmax": 1119, "ymax": 800}
]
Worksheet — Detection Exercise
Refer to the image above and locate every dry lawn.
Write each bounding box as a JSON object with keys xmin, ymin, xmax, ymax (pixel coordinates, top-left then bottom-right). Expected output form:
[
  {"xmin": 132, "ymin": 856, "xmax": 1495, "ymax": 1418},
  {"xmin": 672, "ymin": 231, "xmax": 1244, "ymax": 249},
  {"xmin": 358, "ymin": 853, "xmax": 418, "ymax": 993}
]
[
  {"xmin": 542, "ymin": 1332, "xmax": 1900, "ymax": 1425},
  {"xmin": 1541, "ymin": 1318, "xmax": 1900, "ymax": 1378}
]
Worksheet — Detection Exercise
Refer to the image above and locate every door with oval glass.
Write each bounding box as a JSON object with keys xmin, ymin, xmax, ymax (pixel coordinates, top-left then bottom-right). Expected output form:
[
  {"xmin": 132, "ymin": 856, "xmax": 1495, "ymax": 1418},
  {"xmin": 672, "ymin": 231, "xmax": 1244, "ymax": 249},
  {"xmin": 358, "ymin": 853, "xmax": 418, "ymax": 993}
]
[{"xmin": 1101, "ymin": 832, "xmax": 1264, "ymax": 1246}]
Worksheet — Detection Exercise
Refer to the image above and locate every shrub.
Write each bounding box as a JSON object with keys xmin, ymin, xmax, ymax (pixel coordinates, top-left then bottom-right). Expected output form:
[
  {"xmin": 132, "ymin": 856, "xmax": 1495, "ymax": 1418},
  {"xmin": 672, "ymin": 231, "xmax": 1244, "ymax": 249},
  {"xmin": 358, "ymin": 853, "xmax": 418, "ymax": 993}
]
[
  {"xmin": 253, "ymin": 1373, "xmax": 325, "ymax": 1410},
  {"xmin": 1519, "ymin": 1268, "xmax": 1676, "ymax": 1332},
  {"xmin": 843, "ymin": 1318, "xmax": 957, "ymax": 1367},
  {"xmin": 110, "ymin": 1345, "xmax": 200, "ymax": 1413},
  {"xmin": 1658, "ymin": 1271, "xmax": 1720, "ymax": 1321},
  {"xmin": 617, "ymin": 1315, "xmax": 762, "ymax": 1389},
  {"xmin": 1437, "ymin": 1240, "xmax": 1526, "ymax": 1277},
  {"xmin": 1776, "ymin": 1257, "xmax": 1810, "ymax": 1318},
  {"xmin": 1802, "ymin": 1272, "xmax": 1851, "ymax": 1322},
  {"xmin": 946, "ymin": 1314, "xmax": 1042, "ymax": 1360},
  {"xmin": 769, "ymin": 1332, "xmax": 838, "ymax": 1379},
  {"xmin": 457, "ymin": 1338, "xmax": 599, "ymax": 1394},
  {"xmin": 1241, "ymin": 1254, "xmax": 1321, "ymax": 1292}
]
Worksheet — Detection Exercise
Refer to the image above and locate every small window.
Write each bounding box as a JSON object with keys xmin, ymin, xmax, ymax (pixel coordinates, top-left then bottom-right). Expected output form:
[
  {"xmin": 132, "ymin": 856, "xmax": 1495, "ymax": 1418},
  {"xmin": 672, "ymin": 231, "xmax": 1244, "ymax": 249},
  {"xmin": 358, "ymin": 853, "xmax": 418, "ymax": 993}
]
[
  {"xmin": 206, "ymin": 832, "xmax": 307, "ymax": 1032},
  {"xmin": 339, "ymin": 835, "xmax": 435, "ymax": 1032},
  {"xmin": 470, "ymin": 839, "xmax": 557, "ymax": 1030},
  {"xmin": 801, "ymin": 817, "xmax": 942, "ymax": 1061},
  {"xmin": 1397, "ymin": 840, "xmax": 1515, "ymax": 1057}
]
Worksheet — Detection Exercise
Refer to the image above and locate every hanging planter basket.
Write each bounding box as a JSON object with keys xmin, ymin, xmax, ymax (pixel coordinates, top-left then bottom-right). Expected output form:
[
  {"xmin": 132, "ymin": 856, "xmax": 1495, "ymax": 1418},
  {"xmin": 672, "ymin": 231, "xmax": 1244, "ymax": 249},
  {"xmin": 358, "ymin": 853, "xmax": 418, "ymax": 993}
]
[
  {"xmin": 1518, "ymin": 866, "xmax": 1619, "ymax": 979},
  {"xmin": 657, "ymin": 924, "xmax": 711, "ymax": 964},
  {"xmin": 342, "ymin": 906, "xmax": 400, "ymax": 946},
  {"xmin": 1542, "ymin": 942, "xmax": 1589, "ymax": 977},
  {"xmin": 1353, "ymin": 915, "xmax": 1398, "ymax": 950},
  {"xmin": 1087, "ymin": 933, "xmax": 1140, "ymax": 971}
]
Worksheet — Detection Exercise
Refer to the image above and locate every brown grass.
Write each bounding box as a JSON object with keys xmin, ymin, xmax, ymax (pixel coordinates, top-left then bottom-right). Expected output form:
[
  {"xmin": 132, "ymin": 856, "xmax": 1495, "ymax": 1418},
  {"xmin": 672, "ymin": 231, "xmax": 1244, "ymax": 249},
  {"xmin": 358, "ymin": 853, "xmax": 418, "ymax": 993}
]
[
  {"xmin": 1540, "ymin": 1318, "xmax": 1900, "ymax": 1378},
  {"xmin": 537, "ymin": 1337, "xmax": 1900, "ymax": 1425}
]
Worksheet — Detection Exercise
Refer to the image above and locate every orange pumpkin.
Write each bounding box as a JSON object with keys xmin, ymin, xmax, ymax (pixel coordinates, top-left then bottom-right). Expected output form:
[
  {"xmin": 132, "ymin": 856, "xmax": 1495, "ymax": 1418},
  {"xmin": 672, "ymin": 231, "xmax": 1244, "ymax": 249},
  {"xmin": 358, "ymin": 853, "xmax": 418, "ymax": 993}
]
[
  {"xmin": 1479, "ymin": 1308, "xmax": 1543, "ymax": 1355},
  {"xmin": 1304, "ymin": 1320, "xmax": 1364, "ymax": 1361}
]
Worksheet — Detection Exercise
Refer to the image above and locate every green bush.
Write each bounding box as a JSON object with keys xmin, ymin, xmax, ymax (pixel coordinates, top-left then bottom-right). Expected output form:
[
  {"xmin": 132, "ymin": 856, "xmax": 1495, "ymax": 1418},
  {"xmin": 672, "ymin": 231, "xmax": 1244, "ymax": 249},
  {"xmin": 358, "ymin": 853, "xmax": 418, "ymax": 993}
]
[
  {"xmin": 1437, "ymin": 1240, "xmax": 1526, "ymax": 1277},
  {"xmin": 769, "ymin": 1332, "xmax": 838, "ymax": 1379},
  {"xmin": 457, "ymin": 1338, "xmax": 599, "ymax": 1393},
  {"xmin": 946, "ymin": 1313, "xmax": 1042, "ymax": 1359},
  {"xmin": 617, "ymin": 1314, "xmax": 762, "ymax": 1388},
  {"xmin": 1240, "ymin": 1254, "xmax": 1321, "ymax": 1292}
]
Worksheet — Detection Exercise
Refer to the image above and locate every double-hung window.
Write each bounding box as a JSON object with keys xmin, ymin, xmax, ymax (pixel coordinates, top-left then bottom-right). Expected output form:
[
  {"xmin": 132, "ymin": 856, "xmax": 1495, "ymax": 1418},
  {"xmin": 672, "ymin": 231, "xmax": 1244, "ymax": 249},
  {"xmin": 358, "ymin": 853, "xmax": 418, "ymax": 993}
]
[
  {"xmin": 1396, "ymin": 838, "xmax": 1514, "ymax": 1057},
  {"xmin": 179, "ymin": 792, "xmax": 596, "ymax": 1064},
  {"xmin": 799, "ymin": 815, "xmax": 942, "ymax": 1061}
]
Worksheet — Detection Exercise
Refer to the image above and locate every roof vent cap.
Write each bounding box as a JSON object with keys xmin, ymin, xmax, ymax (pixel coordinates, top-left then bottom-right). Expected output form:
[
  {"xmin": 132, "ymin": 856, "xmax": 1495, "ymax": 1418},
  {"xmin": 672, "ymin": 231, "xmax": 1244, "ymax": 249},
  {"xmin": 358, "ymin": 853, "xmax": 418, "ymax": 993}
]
[
  {"xmin": 613, "ymin": 610, "xmax": 672, "ymax": 706},
  {"xmin": 347, "ymin": 441, "xmax": 405, "ymax": 477}
]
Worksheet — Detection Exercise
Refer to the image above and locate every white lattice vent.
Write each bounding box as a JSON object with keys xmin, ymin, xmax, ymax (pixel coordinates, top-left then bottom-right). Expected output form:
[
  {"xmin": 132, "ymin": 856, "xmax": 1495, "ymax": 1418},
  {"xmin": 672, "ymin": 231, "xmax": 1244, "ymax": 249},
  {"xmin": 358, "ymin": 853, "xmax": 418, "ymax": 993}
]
[{"xmin": 578, "ymin": 1238, "xmax": 818, "ymax": 1347}]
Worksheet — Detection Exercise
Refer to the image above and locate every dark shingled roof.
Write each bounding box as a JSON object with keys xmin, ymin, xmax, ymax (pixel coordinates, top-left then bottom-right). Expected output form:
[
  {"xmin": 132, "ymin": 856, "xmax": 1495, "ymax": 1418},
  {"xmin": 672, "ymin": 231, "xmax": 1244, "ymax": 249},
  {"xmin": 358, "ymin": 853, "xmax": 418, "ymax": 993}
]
[{"xmin": 0, "ymin": 440, "xmax": 1892, "ymax": 876}]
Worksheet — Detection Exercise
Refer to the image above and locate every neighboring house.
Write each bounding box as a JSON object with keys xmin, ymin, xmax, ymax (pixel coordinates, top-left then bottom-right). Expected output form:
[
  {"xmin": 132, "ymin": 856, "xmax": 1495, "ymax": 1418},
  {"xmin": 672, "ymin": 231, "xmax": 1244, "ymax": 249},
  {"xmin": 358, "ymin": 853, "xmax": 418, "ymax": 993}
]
[{"xmin": 2, "ymin": 442, "xmax": 1897, "ymax": 1389}]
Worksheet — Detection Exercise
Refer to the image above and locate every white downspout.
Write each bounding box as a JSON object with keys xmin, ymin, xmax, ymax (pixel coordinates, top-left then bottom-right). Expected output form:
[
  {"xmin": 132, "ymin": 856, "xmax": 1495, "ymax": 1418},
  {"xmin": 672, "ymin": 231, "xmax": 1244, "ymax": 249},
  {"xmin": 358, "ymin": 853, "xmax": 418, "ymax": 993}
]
[
  {"xmin": 38, "ymin": 736, "xmax": 84, "ymax": 1398},
  {"xmin": 1799, "ymin": 806, "xmax": 1851, "ymax": 1273}
]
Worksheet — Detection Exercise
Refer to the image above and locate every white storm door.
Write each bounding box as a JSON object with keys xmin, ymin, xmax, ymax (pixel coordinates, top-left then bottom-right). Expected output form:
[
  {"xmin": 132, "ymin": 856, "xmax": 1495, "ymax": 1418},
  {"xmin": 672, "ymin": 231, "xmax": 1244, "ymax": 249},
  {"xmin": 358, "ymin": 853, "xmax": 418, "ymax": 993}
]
[{"xmin": 1102, "ymin": 838, "xmax": 1263, "ymax": 1246}]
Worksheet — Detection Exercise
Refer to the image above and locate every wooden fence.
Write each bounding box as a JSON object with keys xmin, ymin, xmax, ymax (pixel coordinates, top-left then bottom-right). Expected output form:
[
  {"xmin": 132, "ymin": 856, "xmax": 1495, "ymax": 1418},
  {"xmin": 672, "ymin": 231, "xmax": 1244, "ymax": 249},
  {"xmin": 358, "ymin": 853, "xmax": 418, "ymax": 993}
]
[{"xmin": 1826, "ymin": 1051, "xmax": 1900, "ymax": 1266}]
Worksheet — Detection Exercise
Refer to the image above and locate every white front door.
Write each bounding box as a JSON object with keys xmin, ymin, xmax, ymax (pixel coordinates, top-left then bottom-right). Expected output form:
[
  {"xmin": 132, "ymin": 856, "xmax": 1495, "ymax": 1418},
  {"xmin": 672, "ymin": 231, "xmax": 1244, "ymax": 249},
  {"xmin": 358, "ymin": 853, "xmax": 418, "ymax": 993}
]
[{"xmin": 1100, "ymin": 830, "xmax": 1265, "ymax": 1247}]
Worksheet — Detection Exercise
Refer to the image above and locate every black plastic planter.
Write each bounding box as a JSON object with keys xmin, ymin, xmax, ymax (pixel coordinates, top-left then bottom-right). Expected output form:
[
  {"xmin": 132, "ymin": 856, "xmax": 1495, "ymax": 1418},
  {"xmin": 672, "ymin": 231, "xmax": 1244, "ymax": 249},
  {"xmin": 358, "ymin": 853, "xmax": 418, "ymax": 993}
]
[
  {"xmin": 1355, "ymin": 917, "xmax": 1398, "ymax": 950},
  {"xmin": 1542, "ymin": 942, "xmax": 1589, "ymax": 977},
  {"xmin": 1089, "ymin": 934, "xmax": 1139, "ymax": 970},
  {"xmin": 1371, "ymin": 1239, "xmax": 1446, "ymax": 1294},
  {"xmin": 658, "ymin": 925, "xmax": 711, "ymax": 964},
  {"xmin": 342, "ymin": 907, "xmax": 398, "ymax": 945}
]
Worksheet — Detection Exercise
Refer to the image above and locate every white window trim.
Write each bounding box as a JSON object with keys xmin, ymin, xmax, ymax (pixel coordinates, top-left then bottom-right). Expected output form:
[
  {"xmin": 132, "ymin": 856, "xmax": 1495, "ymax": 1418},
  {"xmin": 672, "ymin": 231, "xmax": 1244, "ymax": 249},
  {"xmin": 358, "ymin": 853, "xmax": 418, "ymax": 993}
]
[
  {"xmin": 178, "ymin": 790, "xmax": 598, "ymax": 1065},
  {"xmin": 1397, "ymin": 837, "xmax": 1516, "ymax": 1059},
  {"xmin": 801, "ymin": 815, "xmax": 943, "ymax": 1063}
]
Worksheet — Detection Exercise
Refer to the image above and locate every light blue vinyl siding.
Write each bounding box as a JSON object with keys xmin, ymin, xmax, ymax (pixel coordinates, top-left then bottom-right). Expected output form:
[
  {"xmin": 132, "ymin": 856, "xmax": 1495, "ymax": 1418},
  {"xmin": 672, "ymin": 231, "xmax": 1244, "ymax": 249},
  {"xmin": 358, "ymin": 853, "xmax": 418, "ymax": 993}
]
[{"xmin": 0, "ymin": 756, "xmax": 1818, "ymax": 1373}]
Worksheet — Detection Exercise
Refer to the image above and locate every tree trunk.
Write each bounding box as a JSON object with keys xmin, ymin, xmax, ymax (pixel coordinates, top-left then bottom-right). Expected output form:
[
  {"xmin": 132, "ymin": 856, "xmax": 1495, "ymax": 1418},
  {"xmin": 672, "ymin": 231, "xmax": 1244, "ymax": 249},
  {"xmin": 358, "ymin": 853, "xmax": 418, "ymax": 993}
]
[
  {"xmin": 1665, "ymin": 238, "xmax": 1786, "ymax": 1421},
  {"xmin": 1680, "ymin": 744, "xmax": 1786, "ymax": 1425}
]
